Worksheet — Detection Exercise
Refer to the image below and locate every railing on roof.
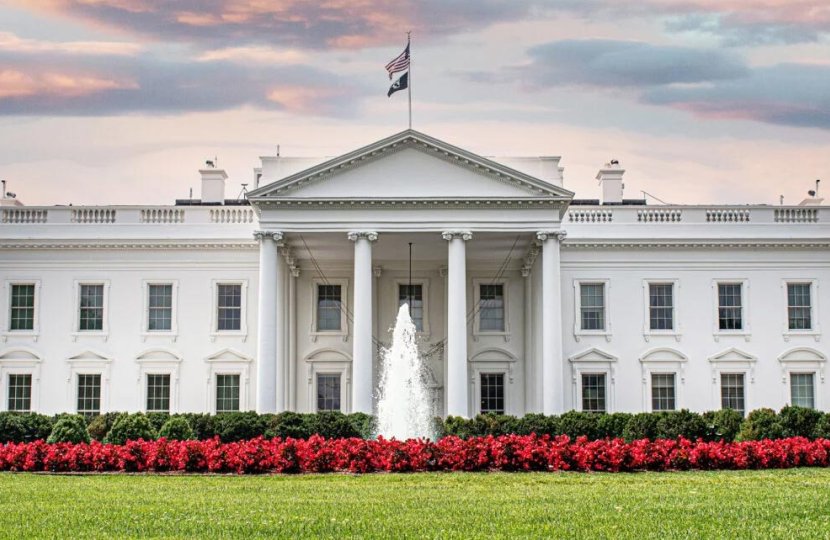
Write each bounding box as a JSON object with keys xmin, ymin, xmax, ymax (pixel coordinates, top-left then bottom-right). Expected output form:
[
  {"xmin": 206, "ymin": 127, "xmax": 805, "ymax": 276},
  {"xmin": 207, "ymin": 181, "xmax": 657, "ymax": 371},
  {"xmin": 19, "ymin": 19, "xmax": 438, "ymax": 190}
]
[
  {"xmin": 566, "ymin": 205, "xmax": 825, "ymax": 225},
  {"xmin": 1, "ymin": 206, "xmax": 257, "ymax": 226}
]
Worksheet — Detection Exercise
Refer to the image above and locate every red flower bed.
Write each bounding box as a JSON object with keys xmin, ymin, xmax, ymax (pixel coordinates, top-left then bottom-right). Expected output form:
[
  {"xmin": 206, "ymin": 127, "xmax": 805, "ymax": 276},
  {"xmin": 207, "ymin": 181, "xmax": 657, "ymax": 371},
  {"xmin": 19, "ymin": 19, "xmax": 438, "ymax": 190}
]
[{"xmin": 1, "ymin": 435, "xmax": 828, "ymax": 474}]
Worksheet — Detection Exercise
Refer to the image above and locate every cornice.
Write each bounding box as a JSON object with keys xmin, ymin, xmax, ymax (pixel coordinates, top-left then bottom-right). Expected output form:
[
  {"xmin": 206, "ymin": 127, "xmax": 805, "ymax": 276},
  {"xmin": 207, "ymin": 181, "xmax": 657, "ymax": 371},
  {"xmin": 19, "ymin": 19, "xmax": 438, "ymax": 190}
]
[
  {"xmin": 0, "ymin": 240, "xmax": 257, "ymax": 250},
  {"xmin": 255, "ymin": 198, "xmax": 568, "ymax": 210},
  {"xmin": 563, "ymin": 240, "xmax": 830, "ymax": 250}
]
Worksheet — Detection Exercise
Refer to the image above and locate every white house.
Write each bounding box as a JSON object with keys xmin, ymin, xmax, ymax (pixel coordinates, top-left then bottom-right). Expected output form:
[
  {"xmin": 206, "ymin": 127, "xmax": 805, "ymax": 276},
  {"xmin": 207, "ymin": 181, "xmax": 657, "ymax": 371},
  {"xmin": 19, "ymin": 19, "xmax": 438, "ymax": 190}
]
[{"xmin": 0, "ymin": 129, "xmax": 827, "ymax": 418}]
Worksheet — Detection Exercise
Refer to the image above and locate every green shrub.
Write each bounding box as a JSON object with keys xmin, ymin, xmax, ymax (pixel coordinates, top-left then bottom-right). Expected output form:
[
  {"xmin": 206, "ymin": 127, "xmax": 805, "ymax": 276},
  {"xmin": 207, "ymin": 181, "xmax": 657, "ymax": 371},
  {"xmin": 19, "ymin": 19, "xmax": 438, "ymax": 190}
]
[
  {"xmin": 86, "ymin": 412, "xmax": 121, "ymax": 441},
  {"xmin": 655, "ymin": 410, "xmax": 708, "ymax": 440},
  {"xmin": 348, "ymin": 413, "xmax": 377, "ymax": 439},
  {"xmin": 265, "ymin": 412, "xmax": 309, "ymax": 439},
  {"xmin": 180, "ymin": 414, "xmax": 215, "ymax": 440},
  {"xmin": 513, "ymin": 413, "xmax": 559, "ymax": 436},
  {"xmin": 597, "ymin": 413, "xmax": 632, "ymax": 439},
  {"xmin": 105, "ymin": 413, "xmax": 158, "ymax": 444},
  {"xmin": 814, "ymin": 413, "xmax": 830, "ymax": 439},
  {"xmin": 559, "ymin": 411, "xmax": 601, "ymax": 440},
  {"xmin": 738, "ymin": 408, "xmax": 783, "ymax": 441},
  {"xmin": 158, "ymin": 416, "xmax": 194, "ymax": 440},
  {"xmin": 778, "ymin": 406, "xmax": 823, "ymax": 438},
  {"xmin": 0, "ymin": 412, "xmax": 53, "ymax": 443},
  {"xmin": 303, "ymin": 411, "xmax": 362, "ymax": 439},
  {"xmin": 212, "ymin": 412, "xmax": 267, "ymax": 442},
  {"xmin": 146, "ymin": 412, "xmax": 170, "ymax": 433},
  {"xmin": 47, "ymin": 414, "xmax": 90, "ymax": 444},
  {"xmin": 623, "ymin": 413, "xmax": 661, "ymax": 441},
  {"xmin": 703, "ymin": 409, "xmax": 744, "ymax": 442}
]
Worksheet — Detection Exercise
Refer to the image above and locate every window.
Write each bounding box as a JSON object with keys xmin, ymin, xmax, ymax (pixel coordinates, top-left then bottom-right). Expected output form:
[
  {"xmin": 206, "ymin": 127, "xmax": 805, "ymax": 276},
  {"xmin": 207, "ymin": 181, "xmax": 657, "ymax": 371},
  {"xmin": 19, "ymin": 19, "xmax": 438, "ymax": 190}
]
[
  {"xmin": 398, "ymin": 284, "xmax": 424, "ymax": 331},
  {"xmin": 720, "ymin": 373, "xmax": 745, "ymax": 415},
  {"xmin": 217, "ymin": 284, "xmax": 242, "ymax": 331},
  {"xmin": 787, "ymin": 283, "xmax": 812, "ymax": 331},
  {"xmin": 7, "ymin": 374, "xmax": 31, "ymax": 412},
  {"xmin": 147, "ymin": 284, "xmax": 173, "ymax": 332},
  {"xmin": 316, "ymin": 373, "xmax": 341, "ymax": 411},
  {"xmin": 649, "ymin": 284, "xmax": 674, "ymax": 331},
  {"xmin": 790, "ymin": 373, "xmax": 815, "ymax": 409},
  {"xmin": 9, "ymin": 284, "xmax": 35, "ymax": 331},
  {"xmin": 316, "ymin": 285, "xmax": 342, "ymax": 331},
  {"xmin": 651, "ymin": 373, "xmax": 676, "ymax": 411},
  {"xmin": 580, "ymin": 283, "xmax": 605, "ymax": 331},
  {"xmin": 581, "ymin": 373, "xmax": 606, "ymax": 413},
  {"xmin": 216, "ymin": 374, "xmax": 240, "ymax": 412},
  {"xmin": 146, "ymin": 374, "xmax": 170, "ymax": 412},
  {"xmin": 77, "ymin": 374, "xmax": 101, "ymax": 418},
  {"xmin": 79, "ymin": 284, "xmax": 104, "ymax": 331},
  {"xmin": 717, "ymin": 283, "xmax": 743, "ymax": 330},
  {"xmin": 479, "ymin": 284, "xmax": 505, "ymax": 332},
  {"xmin": 480, "ymin": 373, "xmax": 505, "ymax": 414}
]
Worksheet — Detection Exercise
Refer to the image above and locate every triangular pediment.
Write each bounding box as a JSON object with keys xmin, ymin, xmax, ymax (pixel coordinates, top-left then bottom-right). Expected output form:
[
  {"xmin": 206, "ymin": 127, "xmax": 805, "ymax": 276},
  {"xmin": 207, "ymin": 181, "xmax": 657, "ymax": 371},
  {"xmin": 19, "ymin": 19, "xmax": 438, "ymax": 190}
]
[
  {"xmin": 569, "ymin": 347, "xmax": 618, "ymax": 364},
  {"xmin": 205, "ymin": 348, "xmax": 252, "ymax": 363},
  {"xmin": 248, "ymin": 130, "xmax": 573, "ymax": 201},
  {"xmin": 708, "ymin": 347, "xmax": 756, "ymax": 364}
]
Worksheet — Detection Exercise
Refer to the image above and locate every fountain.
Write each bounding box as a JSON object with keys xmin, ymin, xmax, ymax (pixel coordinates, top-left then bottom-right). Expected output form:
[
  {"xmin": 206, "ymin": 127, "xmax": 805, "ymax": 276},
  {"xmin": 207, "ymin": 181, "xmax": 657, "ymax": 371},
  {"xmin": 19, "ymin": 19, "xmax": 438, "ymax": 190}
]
[{"xmin": 375, "ymin": 303, "xmax": 436, "ymax": 440}]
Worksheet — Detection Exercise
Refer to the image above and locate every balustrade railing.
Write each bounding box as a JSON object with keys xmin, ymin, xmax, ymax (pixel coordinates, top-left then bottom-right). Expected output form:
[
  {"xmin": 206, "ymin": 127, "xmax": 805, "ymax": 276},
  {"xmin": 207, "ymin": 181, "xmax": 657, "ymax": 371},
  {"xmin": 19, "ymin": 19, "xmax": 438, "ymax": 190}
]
[
  {"xmin": 141, "ymin": 208, "xmax": 184, "ymax": 223},
  {"xmin": 1, "ymin": 208, "xmax": 48, "ymax": 224},
  {"xmin": 210, "ymin": 207, "xmax": 255, "ymax": 224}
]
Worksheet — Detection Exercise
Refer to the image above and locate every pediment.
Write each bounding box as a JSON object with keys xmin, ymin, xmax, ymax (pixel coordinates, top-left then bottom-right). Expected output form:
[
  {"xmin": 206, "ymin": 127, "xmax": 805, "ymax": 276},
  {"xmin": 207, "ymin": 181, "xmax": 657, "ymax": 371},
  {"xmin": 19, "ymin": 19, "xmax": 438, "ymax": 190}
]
[
  {"xmin": 305, "ymin": 347, "xmax": 352, "ymax": 363},
  {"xmin": 67, "ymin": 349, "xmax": 112, "ymax": 363},
  {"xmin": 470, "ymin": 348, "xmax": 517, "ymax": 363},
  {"xmin": 778, "ymin": 347, "xmax": 826, "ymax": 364},
  {"xmin": 640, "ymin": 348, "xmax": 688, "ymax": 364},
  {"xmin": 249, "ymin": 130, "xmax": 573, "ymax": 201},
  {"xmin": 205, "ymin": 348, "xmax": 252, "ymax": 363},
  {"xmin": 136, "ymin": 348, "xmax": 182, "ymax": 363},
  {"xmin": 708, "ymin": 347, "xmax": 756, "ymax": 364},
  {"xmin": 0, "ymin": 347, "xmax": 42, "ymax": 363},
  {"xmin": 569, "ymin": 347, "xmax": 618, "ymax": 364}
]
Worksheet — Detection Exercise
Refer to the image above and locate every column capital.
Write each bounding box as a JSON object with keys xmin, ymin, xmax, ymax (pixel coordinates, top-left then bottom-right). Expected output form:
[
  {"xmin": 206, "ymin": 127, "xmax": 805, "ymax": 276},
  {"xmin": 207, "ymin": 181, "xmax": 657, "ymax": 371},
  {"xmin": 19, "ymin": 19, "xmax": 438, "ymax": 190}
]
[
  {"xmin": 254, "ymin": 230, "xmax": 284, "ymax": 243},
  {"xmin": 442, "ymin": 231, "xmax": 473, "ymax": 241},
  {"xmin": 536, "ymin": 230, "xmax": 567, "ymax": 242},
  {"xmin": 373, "ymin": 265, "xmax": 383, "ymax": 278},
  {"xmin": 347, "ymin": 231, "xmax": 378, "ymax": 242}
]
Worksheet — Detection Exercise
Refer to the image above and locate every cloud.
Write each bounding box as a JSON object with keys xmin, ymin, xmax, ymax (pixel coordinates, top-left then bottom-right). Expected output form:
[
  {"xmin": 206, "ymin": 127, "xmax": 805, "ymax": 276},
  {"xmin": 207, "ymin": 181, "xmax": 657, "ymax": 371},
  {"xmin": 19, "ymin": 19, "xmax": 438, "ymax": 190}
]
[
  {"xmin": 0, "ymin": 31, "xmax": 142, "ymax": 56},
  {"xmin": 0, "ymin": 52, "xmax": 365, "ymax": 116},
  {"xmin": 645, "ymin": 64, "xmax": 830, "ymax": 129},
  {"xmin": 16, "ymin": 0, "xmax": 538, "ymax": 49},
  {"xmin": 518, "ymin": 40, "xmax": 747, "ymax": 89}
]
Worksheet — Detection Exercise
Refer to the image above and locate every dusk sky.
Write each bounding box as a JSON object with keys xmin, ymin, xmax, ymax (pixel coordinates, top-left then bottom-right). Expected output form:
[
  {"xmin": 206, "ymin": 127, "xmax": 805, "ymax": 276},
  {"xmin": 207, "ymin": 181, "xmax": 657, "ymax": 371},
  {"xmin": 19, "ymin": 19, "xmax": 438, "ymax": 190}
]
[{"xmin": 1, "ymin": 1, "xmax": 828, "ymax": 206}]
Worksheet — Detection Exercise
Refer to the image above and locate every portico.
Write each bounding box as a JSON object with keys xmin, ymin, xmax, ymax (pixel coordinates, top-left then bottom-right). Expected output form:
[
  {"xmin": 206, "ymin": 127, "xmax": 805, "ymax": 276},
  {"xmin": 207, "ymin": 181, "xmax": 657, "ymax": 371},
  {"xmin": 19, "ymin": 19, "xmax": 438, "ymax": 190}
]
[{"xmin": 247, "ymin": 129, "xmax": 572, "ymax": 417}]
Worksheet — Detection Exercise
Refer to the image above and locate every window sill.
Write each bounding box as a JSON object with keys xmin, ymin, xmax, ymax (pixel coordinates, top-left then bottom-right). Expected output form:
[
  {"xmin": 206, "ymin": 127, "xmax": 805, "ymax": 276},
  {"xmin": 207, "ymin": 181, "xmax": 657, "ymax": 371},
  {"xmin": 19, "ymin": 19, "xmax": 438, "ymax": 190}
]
[
  {"xmin": 574, "ymin": 331, "xmax": 612, "ymax": 343},
  {"xmin": 783, "ymin": 330, "xmax": 821, "ymax": 342},
  {"xmin": 1, "ymin": 332, "xmax": 39, "ymax": 343},
  {"xmin": 310, "ymin": 330, "xmax": 349, "ymax": 343},
  {"xmin": 713, "ymin": 331, "xmax": 751, "ymax": 342},
  {"xmin": 643, "ymin": 331, "xmax": 682, "ymax": 343},
  {"xmin": 210, "ymin": 332, "xmax": 248, "ymax": 342},
  {"xmin": 71, "ymin": 332, "xmax": 108, "ymax": 342},
  {"xmin": 141, "ymin": 332, "xmax": 178, "ymax": 342},
  {"xmin": 472, "ymin": 330, "xmax": 511, "ymax": 343}
]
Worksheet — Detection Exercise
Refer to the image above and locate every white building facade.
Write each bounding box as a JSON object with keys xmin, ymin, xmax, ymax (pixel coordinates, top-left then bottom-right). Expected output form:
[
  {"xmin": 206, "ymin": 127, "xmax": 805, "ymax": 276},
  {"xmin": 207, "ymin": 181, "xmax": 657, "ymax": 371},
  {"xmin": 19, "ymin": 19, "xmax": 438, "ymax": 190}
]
[{"xmin": 1, "ymin": 130, "xmax": 827, "ymax": 418}]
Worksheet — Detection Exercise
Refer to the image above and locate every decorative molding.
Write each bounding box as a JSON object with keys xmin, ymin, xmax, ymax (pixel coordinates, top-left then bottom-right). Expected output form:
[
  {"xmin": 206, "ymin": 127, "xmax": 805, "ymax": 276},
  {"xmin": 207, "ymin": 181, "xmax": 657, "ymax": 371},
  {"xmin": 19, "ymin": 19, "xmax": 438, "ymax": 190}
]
[
  {"xmin": 253, "ymin": 230, "xmax": 284, "ymax": 243},
  {"xmin": 442, "ymin": 231, "xmax": 473, "ymax": 241},
  {"xmin": 0, "ymin": 241, "xmax": 257, "ymax": 250},
  {"xmin": 347, "ymin": 231, "xmax": 379, "ymax": 242},
  {"xmin": 563, "ymin": 240, "xmax": 830, "ymax": 250},
  {"xmin": 536, "ymin": 230, "xmax": 567, "ymax": 242}
]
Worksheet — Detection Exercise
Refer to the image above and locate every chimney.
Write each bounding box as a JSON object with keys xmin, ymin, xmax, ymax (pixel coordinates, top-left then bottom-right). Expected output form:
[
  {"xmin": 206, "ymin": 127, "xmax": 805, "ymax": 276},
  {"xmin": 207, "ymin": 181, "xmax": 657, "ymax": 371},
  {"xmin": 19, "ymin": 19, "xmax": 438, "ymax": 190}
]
[
  {"xmin": 596, "ymin": 160, "xmax": 624, "ymax": 205},
  {"xmin": 200, "ymin": 167, "xmax": 227, "ymax": 205}
]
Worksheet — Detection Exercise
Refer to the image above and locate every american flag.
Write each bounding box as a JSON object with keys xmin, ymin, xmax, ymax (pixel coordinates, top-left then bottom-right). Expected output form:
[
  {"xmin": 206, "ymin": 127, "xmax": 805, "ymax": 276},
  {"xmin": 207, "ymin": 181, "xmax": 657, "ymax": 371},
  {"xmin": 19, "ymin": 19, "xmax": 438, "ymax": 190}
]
[{"xmin": 385, "ymin": 43, "xmax": 410, "ymax": 79}]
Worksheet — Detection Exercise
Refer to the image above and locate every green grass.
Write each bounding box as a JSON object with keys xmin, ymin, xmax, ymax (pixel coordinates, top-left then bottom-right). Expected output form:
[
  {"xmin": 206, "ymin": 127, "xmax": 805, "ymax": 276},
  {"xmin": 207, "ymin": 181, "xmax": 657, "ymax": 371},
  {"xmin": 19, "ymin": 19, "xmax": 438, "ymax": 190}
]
[{"xmin": 1, "ymin": 470, "xmax": 829, "ymax": 538}]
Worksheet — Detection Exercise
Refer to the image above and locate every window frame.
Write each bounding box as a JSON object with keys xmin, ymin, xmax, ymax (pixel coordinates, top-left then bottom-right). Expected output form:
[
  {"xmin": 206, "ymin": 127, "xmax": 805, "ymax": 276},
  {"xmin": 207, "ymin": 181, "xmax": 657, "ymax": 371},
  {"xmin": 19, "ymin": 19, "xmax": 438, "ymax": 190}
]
[
  {"xmin": 66, "ymin": 350, "xmax": 112, "ymax": 415},
  {"xmin": 310, "ymin": 278, "xmax": 349, "ymax": 339},
  {"xmin": 580, "ymin": 372, "xmax": 608, "ymax": 413},
  {"xmin": 0, "ymin": 347, "xmax": 42, "ymax": 412},
  {"xmin": 204, "ymin": 348, "xmax": 252, "ymax": 413},
  {"xmin": 6, "ymin": 373, "xmax": 32, "ymax": 412},
  {"xmin": 215, "ymin": 373, "xmax": 242, "ymax": 413},
  {"xmin": 639, "ymin": 347, "xmax": 687, "ymax": 412},
  {"xmin": 573, "ymin": 279, "xmax": 611, "ymax": 341},
  {"xmin": 315, "ymin": 372, "xmax": 343, "ymax": 412},
  {"xmin": 782, "ymin": 279, "xmax": 820, "ymax": 341},
  {"xmin": 472, "ymin": 278, "xmax": 511, "ymax": 339},
  {"xmin": 719, "ymin": 372, "xmax": 747, "ymax": 416},
  {"xmin": 789, "ymin": 372, "xmax": 816, "ymax": 409},
  {"xmin": 568, "ymin": 348, "xmax": 617, "ymax": 412},
  {"xmin": 708, "ymin": 348, "xmax": 755, "ymax": 413},
  {"xmin": 650, "ymin": 372, "xmax": 677, "ymax": 412},
  {"xmin": 142, "ymin": 280, "xmax": 179, "ymax": 340},
  {"xmin": 76, "ymin": 373, "xmax": 103, "ymax": 418},
  {"xmin": 304, "ymin": 348, "xmax": 352, "ymax": 413},
  {"xmin": 711, "ymin": 279, "xmax": 751, "ymax": 340},
  {"xmin": 3, "ymin": 280, "xmax": 41, "ymax": 339},
  {"xmin": 393, "ymin": 278, "xmax": 431, "ymax": 336},
  {"xmin": 641, "ymin": 279, "xmax": 681, "ymax": 341},
  {"xmin": 72, "ymin": 280, "xmax": 110, "ymax": 340},
  {"xmin": 135, "ymin": 349, "xmax": 182, "ymax": 413},
  {"xmin": 777, "ymin": 347, "xmax": 826, "ymax": 410},
  {"xmin": 478, "ymin": 372, "xmax": 506, "ymax": 415},
  {"xmin": 210, "ymin": 280, "xmax": 248, "ymax": 340}
]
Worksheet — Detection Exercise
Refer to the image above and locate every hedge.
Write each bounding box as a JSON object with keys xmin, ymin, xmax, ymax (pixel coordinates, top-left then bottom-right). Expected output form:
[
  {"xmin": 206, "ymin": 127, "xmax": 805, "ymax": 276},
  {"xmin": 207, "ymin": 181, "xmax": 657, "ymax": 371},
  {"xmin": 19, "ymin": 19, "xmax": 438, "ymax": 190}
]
[
  {"xmin": 1, "ymin": 408, "xmax": 829, "ymax": 444},
  {"xmin": 1, "ymin": 435, "xmax": 829, "ymax": 474}
]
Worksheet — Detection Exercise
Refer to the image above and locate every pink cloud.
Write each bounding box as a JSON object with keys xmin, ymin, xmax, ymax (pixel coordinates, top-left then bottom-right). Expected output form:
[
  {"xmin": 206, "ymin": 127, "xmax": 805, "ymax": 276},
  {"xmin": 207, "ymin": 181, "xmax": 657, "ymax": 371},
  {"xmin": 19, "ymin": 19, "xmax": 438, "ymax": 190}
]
[
  {"xmin": 0, "ymin": 69, "xmax": 137, "ymax": 98},
  {"xmin": 0, "ymin": 31, "xmax": 141, "ymax": 56}
]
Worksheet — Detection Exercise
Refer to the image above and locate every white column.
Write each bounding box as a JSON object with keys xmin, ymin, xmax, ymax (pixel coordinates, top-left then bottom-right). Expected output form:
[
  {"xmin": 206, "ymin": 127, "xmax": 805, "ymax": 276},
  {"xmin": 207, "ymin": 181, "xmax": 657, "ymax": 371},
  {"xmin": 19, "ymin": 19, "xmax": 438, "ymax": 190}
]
[
  {"xmin": 287, "ymin": 267, "xmax": 298, "ymax": 411},
  {"xmin": 538, "ymin": 231, "xmax": 565, "ymax": 415},
  {"xmin": 443, "ymin": 231, "xmax": 472, "ymax": 417},
  {"xmin": 349, "ymin": 231, "xmax": 377, "ymax": 414},
  {"xmin": 255, "ymin": 230, "xmax": 282, "ymax": 413}
]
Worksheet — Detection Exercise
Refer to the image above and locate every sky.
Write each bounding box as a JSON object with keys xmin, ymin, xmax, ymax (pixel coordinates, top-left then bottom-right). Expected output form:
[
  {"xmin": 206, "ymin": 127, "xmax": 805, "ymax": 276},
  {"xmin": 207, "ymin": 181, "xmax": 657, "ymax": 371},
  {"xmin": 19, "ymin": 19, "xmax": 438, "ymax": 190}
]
[{"xmin": 0, "ymin": 0, "xmax": 828, "ymax": 206}]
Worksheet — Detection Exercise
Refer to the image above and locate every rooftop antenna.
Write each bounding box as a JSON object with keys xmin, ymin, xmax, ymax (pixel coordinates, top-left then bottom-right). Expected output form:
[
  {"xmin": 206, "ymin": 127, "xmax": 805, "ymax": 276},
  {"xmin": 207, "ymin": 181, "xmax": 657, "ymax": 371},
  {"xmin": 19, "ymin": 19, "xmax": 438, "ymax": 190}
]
[
  {"xmin": 237, "ymin": 183, "xmax": 249, "ymax": 200},
  {"xmin": 189, "ymin": 187, "xmax": 193, "ymax": 200},
  {"xmin": 779, "ymin": 194, "xmax": 784, "ymax": 205},
  {"xmin": 640, "ymin": 190, "xmax": 672, "ymax": 205},
  {"xmin": 1, "ymin": 180, "xmax": 5, "ymax": 199},
  {"xmin": 276, "ymin": 145, "xmax": 280, "ymax": 157}
]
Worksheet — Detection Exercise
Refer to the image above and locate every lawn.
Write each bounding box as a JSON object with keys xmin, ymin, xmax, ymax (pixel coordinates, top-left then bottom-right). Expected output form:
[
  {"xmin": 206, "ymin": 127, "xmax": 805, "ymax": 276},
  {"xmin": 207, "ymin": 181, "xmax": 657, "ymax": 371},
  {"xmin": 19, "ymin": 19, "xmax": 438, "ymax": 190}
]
[{"xmin": 1, "ymin": 470, "xmax": 829, "ymax": 538}]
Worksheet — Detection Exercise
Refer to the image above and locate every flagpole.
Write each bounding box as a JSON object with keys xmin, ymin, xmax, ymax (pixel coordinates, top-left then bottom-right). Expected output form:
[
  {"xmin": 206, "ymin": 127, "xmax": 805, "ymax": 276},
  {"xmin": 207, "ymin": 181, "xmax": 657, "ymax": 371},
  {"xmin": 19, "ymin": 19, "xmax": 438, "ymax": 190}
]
[{"xmin": 407, "ymin": 31, "xmax": 412, "ymax": 129}]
